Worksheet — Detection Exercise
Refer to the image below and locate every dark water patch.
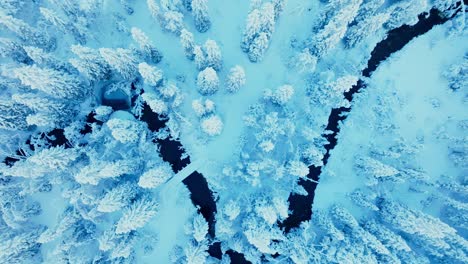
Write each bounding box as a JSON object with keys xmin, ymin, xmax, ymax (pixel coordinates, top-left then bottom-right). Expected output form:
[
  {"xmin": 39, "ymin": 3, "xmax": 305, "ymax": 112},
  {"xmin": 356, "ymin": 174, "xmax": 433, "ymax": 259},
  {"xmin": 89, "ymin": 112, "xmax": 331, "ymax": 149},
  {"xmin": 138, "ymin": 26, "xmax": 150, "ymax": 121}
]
[
  {"xmin": 47, "ymin": 129, "xmax": 70, "ymax": 147},
  {"xmin": 364, "ymin": 8, "xmax": 453, "ymax": 77},
  {"xmin": 281, "ymin": 7, "xmax": 454, "ymax": 232},
  {"xmin": 157, "ymin": 138, "xmax": 190, "ymax": 173},
  {"xmin": 139, "ymin": 103, "xmax": 190, "ymax": 172},
  {"xmin": 80, "ymin": 112, "xmax": 103, "ymax": 135},
  {"xmin": 182, "ymin": 171, "xmax": 217, "ymax": 238},
  {"xmin": 101, "ymin": 98, "xmax": 129, "ymax": 110},
  {"xmin": 226, "ymin": 250, "xmax": 251, "ymax": 264},
  {"xmin": 140, "ymin": 104, "xmax": 167, "ymax": 132},
  {"xmin": 280, "ymin": 166, "xmax": 321, "ymax": 232},
  {"xmin": 208, "ymin": 242, "xmax": 222, "ymax": 259}
]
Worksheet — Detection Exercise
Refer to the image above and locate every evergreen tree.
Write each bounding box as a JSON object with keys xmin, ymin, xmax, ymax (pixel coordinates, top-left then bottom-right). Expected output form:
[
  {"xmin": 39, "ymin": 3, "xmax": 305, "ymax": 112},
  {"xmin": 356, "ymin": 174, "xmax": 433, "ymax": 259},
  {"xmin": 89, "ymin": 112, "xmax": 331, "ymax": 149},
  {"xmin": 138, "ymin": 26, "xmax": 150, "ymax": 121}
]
[
  {"xmin": 138, "ymin": 62, "xmax": 163, "ymax": 86},
  {"xmin": 203, "ymin": 39, "xmax": 222, "ymax": 71},
  {"xmin": 131, "ymin": 27, "xmax": 162, "ymax": 64},
  {"xmin": 191, "ymin": 0, "xmax": 211, "ymax": 33},
  {"xmin": 70, "ymin": 45, "xmax": 111, "ymax": 81},
  {"xmin": 201, "ymin": 114, "xmax": 223, "ymax": 136},
  {"xmin": 192, "ymin": 214, "xmax": 208, "ymax": 242},
  {"xmin": 97, "ymin": 183, "xmax": 137, "ymax": 213},
  {"xmin": 197, "ymin": 67, "xmax": 219, "ymax": 95},
  {"xmin": 0, "ymin": 38, "xmax": 30, "ymax": 64},
  {"xmin": 226, "ymin": 65, "xmax": 246, "ymax": 93},
  {"xmin": 248, "ymin": 32, "xmax": 269, "ymax": 62},
  {"xmin": 99, "ymin": 48, "xmax": 138, "ymax": 80},
  {"xmin": 138, "ymin": 163, "xmax": 174, "ymax": 189},
  {"xmin": 115, "ymin": 198, "xmax": 159, "ymax": 234},
  {"xmin": 0, "ymin": 13, "xmax": 55, "ymax": 50},
  {"xmin": 309, "ymin": 0, "xmax": 362, "ymax": 57},
  {"xmin": 13, "ymin": 65, "xmax": 87, "ymax": 100},
  {"xmin": 0, "ymin": 101, "xmax": 29, "ymax": 130},
  {"xmin": 180, "ymin": 28, "xmax": 195, "ymax": 60}
]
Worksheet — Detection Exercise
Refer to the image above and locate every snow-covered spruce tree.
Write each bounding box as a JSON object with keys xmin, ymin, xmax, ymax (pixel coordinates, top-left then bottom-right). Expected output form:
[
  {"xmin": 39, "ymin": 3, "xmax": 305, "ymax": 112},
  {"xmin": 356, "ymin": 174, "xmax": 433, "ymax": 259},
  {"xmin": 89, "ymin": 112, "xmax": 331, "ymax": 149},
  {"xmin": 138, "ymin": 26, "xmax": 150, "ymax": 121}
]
[
  {"xmin": 192, "ymin": 98, "xmax": 215, "ymax": 117},
  {"xmin": 355, "ymin": 156, "xmax": 400, "ymax": 185},
  {"xmin": 184, "ymin": 240, "xmax": 209, "ymax": 264},
  {"xmin": 200, "ymin": 114, "xmax": 223, "ymax": 136},
  {"xmin": 242, "ymin": 2, "xmax": 276, "ymax": 62},
  {"xmin": 191, "ymin": 0, "xmax": 211, "ymax": 33},
  {"xmin": 0, "ymin": 228, "xmax": 43, "ymax": 263},
  {"xmin": 344, "ymin": 11, "xmax": 390, "ymax": 48},
  {"xmin": 0, "ymin": 0, "xmax": 25, "ymax": 15},
  {"xmin": 385, "ymin": 0, "xmax": 427, "ymax": 30},
  {"xmin": 266, "ymin": 84, "xmax": 294, "ymax": 105},
  {"xmin": 287, "ymin": 160, "xmax": 309, "ymax": 179},
  {"xmin": 180, "ymin": 28, "xmax": 195, "ymax": 60},
  {"xmin": 138, "ymin": 163, "xmax": 174, "ymax": 189},
  {"xmin": 12, "ymin": 93, "xmax": 75, "ymax": 128},
  {"xmin": 13, "ymin": 65, "xmax": 87, "ymax": 100},
  {"xmin": 70, "ymin": 45, "xmax": 111, "ymax": 82},
  {"xmin": 115, "ymin": 198, "xmax": 159, "ymax": 234},
  {"xmin": 0, "ymin": 38, "xmax": 31, "ymax": 64},
  {"xmin": 203, "ymin": 39, "xmax": 222, "ymax": 71},
  {"xmin": 37, "ymin": 207, "xmax": 80, "ymax": 244},
  {"xmin": 443, "ymin": 57, "xmax": 467, "ymax": 91},
  {"xmin": 197, "ymin": 67, "xmax": 219, "ymax": 95},
  {"xmin": 40, "ymin": 7, "xmax": 69, "ymax": 33},
  {"xmin": 0, "ymin": 13, "xmax": 55, "ymax": 51},
  {"xmin": 131, "ymin": 27, "xmax": 162, "ymax": 64},
  {"xmin": 99, "ymin": 48, "xmax": 138, "ymax": 80},
  {"xmin": 27, "ymin": 145, "xmax": 78, "ymax": 171},
  {"xmin": 192, "ymin": 214, "xmax": 209, "ymax": 243},
  {"xmin": 309, "ymin": 74, "xmax": 358, "ymax": 108},
  {"xmin": 97, "ymin": 183, "xmax": 137, "ymax": 213},
  {"xmin": 23, "ymin": 46, "xmax": 67, "ymax": 70},
  {"xmin": 194, "ymin": 45, "xmax": 206, "ymax": 70},
  {"xmin": 142, "ymin": 93, "xmax": 168, "ymax": 115},
  {"xmin": 226, "ymin": 65, "xmax": 246, "ymax": 93},
  {"xmin": 0, "ymin": 101, "xmax": 30, "ymax": 130},
  {"xmin": 291, "ymin": 48, "xmax": 317, "ymax": 74},
  {"xmin": 308, "ymin": 0, "xmax": 362, "ymax": 57},
  {"xmin": 160, "ymin": 11, "xmax": 184, "ymax": 35},
  {"xmin": 138, "ymin": 62, "xmax": 163, "ymax": 87},
  {"xmin": 248, "ymin": 32, "xmax": 270, "ymax": 62},
  {"xmin": 147, "ymin": 0, "xmax": 161, "ymax": 18}
]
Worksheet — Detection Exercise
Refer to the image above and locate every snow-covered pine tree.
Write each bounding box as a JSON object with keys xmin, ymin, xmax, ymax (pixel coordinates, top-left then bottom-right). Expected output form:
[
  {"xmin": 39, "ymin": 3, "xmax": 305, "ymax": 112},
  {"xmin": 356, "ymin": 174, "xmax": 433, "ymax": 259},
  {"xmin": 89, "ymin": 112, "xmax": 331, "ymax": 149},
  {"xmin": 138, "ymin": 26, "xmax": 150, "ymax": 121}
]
[
  {"xmin": 115, "ymin": 198, "xmax": 159, "ymax": 234},
  {"xmin": 308, "ymin": 0, "xmax": 362, "ymax": 57},
  {"xmin": 226, "ymin": 65, "xmax": 246, "ymax": 93},
  {"xmin": 192, "ymin": 214, "xmax": 208, "ymax": 242},
  {"xmin": 0, "ymin": 38, "xmax": 30, "ymax": 64},
  {"xmin": 0, "ymin": 13, "xmax": 55, "ymax": 50},
  {"xmin": 196, "ymin": 67, "xmax": 219, "ymax": 95},
  {"xmin": 138, "ymin": 163, "xmax": 174, "ymax": 189},
  {"xmin": 97, "ymin": 183, "xmax": 137, "ymax": 213},
  {"xmin": 99, "ymin": 48, "xmax": 138, "ymax": 80},
  {"xmin": 13, "ymin": 65, "xmax": 87, "ymax": 100},
  {"xmin": 138, "ymin": 62, "xmax": 164, "ymax": 86},
  {"xmin": 248, "ymin": 32, "xmax": 269, "ymax": 62},
  {"xmin": 203, "ymin": 39, "xmax": 222, "ymax": 71},
  {"xmin": 0, "ymin": 101, "xmax": 29, "ymax": 130},
  {"xmin": 200, "ymin": 114, "xmax": 223, "ymax": 136},
  {"xmin": 70, "ymin": 45, "xmax": 111, "ymax": 82},
  {"xmin": 180, "ymin": 28, "xmax": 195, "ymax": 60},
  {"xmin": 131, "ymin": 27, "xmax": 162, "ymax": 64},
  {"xmin": 191, "ymin": 0, "xmax": 211, "ymax": 33}
]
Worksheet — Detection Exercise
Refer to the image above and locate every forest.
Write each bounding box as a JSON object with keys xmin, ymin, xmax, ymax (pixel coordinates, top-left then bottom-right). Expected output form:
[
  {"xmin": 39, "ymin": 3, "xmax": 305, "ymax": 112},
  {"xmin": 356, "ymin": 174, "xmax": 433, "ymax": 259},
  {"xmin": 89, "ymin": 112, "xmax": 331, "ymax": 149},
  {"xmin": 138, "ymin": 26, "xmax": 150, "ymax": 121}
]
[{"xmin": 0, "ymin": 0, "xmax": 466, "ymax": 263}]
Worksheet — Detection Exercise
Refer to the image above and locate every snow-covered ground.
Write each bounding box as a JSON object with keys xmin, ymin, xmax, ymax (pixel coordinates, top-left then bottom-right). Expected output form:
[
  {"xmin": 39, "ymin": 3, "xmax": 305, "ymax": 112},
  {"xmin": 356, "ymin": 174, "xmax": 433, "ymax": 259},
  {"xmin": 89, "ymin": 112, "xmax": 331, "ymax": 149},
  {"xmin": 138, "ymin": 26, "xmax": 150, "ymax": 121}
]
[
  {"xmin": 316, "ymin": 21, "xmax": 467, "ymax": 218},
  {"xmin": 0, "ymin": 0, "xmax": 466, "ymax": 263}
]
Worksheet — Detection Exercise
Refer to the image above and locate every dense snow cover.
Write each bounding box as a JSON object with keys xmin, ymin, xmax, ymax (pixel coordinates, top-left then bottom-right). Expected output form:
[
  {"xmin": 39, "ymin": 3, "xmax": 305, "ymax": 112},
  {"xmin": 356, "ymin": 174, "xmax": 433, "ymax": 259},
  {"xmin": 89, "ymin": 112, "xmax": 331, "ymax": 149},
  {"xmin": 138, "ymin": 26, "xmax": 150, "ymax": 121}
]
[{"xmin": 0, "ymin": 0, "xmax": 466, "ymax": 263}]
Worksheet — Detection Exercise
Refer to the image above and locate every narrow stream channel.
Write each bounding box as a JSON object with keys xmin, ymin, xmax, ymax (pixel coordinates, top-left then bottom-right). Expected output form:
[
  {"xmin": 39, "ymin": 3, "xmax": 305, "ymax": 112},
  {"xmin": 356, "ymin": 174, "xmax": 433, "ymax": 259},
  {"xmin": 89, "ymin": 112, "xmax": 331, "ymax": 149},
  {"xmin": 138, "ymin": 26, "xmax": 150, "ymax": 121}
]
[{"xmin": 281, "ymin": 8, "xmax": 455, "ymax": 233}]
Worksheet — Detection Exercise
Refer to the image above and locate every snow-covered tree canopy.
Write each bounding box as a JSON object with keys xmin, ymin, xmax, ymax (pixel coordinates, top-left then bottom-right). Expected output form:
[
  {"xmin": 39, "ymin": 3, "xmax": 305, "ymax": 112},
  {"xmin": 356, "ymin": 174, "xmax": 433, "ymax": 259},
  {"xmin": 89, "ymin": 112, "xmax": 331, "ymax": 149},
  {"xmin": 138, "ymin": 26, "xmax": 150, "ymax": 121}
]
[{"xmin": 0, "ymin": 0, "xmax": 466, "ymax": 263}]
